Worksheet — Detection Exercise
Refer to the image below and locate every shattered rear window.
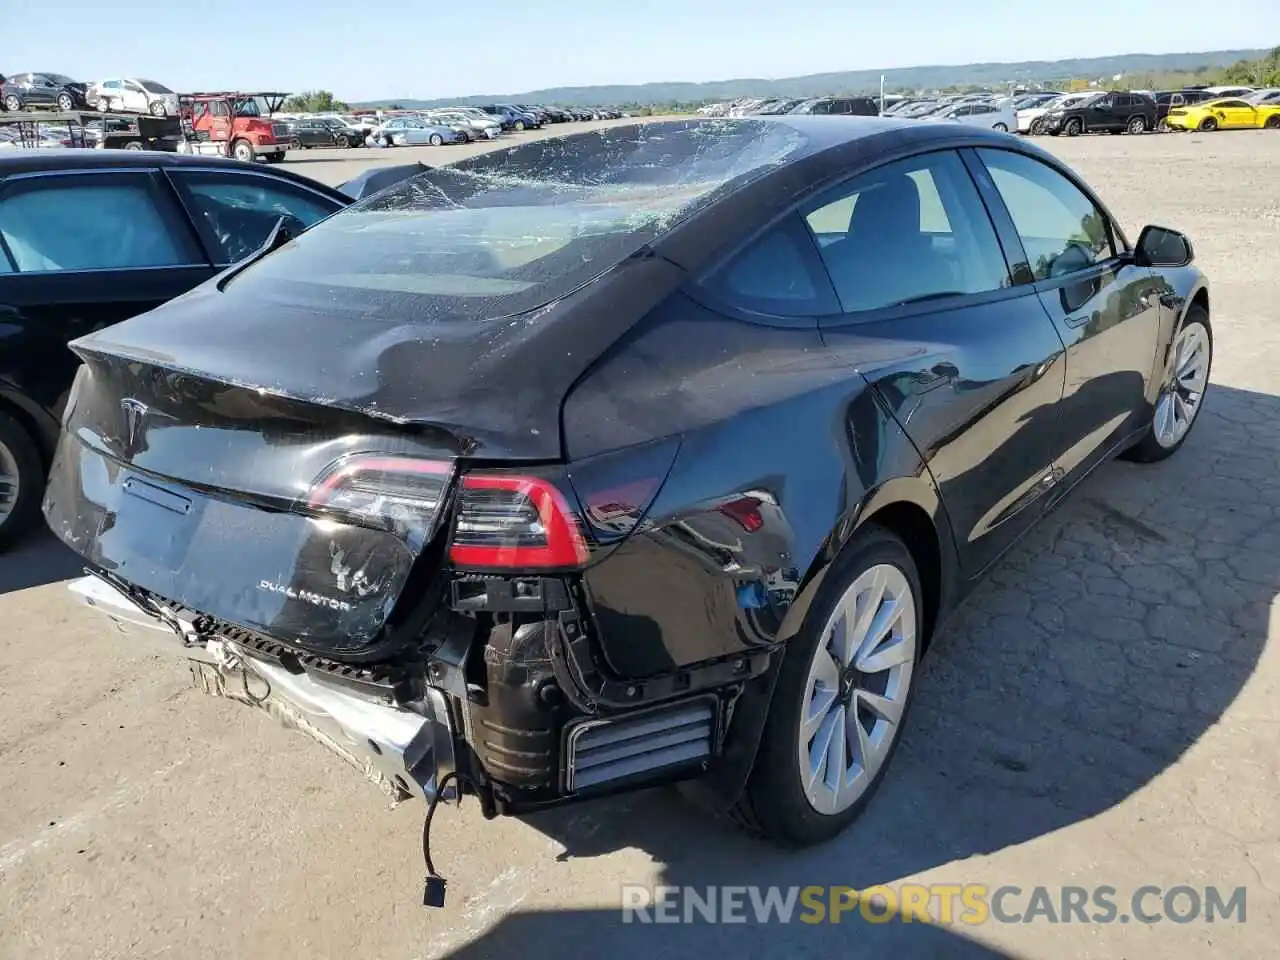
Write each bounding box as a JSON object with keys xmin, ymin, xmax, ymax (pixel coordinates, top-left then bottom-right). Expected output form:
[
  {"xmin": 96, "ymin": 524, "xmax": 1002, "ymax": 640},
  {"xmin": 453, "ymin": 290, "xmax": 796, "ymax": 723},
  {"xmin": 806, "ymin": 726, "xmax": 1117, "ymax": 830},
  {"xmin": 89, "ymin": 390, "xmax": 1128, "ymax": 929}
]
[{"xmin": 228, "ymin": 119, "xmax": 808, "ymax": 321}]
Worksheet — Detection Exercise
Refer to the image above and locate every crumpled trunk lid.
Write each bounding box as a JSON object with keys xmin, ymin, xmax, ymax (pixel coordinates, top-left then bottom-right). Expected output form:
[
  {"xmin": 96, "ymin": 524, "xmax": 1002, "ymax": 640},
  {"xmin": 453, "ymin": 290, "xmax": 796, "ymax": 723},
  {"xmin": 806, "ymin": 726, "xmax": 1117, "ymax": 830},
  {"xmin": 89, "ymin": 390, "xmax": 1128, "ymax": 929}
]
[{"xmin": 43, "ymin": 350, "xmax": 463, "ymax": 660}]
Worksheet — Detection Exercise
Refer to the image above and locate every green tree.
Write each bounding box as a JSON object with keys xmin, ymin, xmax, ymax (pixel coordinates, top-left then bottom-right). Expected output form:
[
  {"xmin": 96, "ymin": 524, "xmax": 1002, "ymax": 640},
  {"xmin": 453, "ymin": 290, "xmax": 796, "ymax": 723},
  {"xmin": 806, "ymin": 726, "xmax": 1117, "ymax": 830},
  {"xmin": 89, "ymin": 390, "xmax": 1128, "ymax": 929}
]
[
  {"xmin": 282, "ymin": 90, "xmax": 350, "ymax": 113},
  {"xmin": 1222, "ymin": 46, "xmax": 1280, "ymax": 86}
]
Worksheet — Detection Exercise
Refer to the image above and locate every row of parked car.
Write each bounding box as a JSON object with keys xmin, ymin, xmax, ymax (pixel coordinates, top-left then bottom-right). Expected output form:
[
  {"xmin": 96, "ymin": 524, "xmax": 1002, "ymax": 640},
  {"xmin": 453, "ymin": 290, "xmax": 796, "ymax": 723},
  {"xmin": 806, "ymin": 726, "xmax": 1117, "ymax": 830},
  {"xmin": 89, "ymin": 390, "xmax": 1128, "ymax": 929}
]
[
  {"xmin": 278, "ymin": 103, "xmax": 628, "ymax": 150},
  {"xmin": 704, "ymin": 84, "xmax": 1280, "ymax": 136}
]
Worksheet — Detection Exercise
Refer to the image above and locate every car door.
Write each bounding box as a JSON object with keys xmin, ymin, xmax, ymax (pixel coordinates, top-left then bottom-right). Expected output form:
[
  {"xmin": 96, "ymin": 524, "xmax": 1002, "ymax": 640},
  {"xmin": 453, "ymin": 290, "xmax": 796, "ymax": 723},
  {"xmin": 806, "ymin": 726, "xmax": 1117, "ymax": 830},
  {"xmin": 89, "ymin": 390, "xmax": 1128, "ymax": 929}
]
[
  {"xmin": 1215, "ymin": 99, "xmax": 1256, "ymax": 128},
  {"xmin": 26, "ymin": 75, "xmax": 55, "ymax": 108},
  {"xmin": 0, "ymin": 169, "xmax": 212, "ymax": 422},
  {"xmin": 99, "ymin": 79, "xmax": 122, "ymax": 109},
  {"xmin": 1083, "ymin": 95, "xmax": 1113, "ymax": 131},
  {"xmin": 121, "ymin": 80, "xmax": 148, "ymax": 112},
  {"xmin": 165, "ymin": 168, "xmax": 345, "ymax": 265},
  {"xmin": 970, "ymin": 147, "xmax": 1164, "ymax": 492},
  {"xmin": 809, "ymin": 149, "xmax": 1067, "ymax": 576}
]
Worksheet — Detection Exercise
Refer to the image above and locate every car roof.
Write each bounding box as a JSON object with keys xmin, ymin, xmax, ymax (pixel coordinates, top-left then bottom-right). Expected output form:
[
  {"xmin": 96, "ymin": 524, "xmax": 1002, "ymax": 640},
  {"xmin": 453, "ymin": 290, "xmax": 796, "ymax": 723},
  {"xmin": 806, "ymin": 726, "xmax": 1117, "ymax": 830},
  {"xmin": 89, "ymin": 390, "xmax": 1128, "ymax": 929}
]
[{"xmin": 0, "ymin": 149, "xmax": 351, "ymax": 202}]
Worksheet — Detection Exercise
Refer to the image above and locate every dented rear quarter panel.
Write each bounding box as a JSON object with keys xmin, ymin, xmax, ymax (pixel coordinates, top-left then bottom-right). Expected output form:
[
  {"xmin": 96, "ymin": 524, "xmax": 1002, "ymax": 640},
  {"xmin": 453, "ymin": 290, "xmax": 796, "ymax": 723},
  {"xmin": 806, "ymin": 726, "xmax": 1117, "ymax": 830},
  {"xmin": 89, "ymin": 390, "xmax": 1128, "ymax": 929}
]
[{"xmin": 567, "ymin": 293, "xmax": 954, "ymax": 680}]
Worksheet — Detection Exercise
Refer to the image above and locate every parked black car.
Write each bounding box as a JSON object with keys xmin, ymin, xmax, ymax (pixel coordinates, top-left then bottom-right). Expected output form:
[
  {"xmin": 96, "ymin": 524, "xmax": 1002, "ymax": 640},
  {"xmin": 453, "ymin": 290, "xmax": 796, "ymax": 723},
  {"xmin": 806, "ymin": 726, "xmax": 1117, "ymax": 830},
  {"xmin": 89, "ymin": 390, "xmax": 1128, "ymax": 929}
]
[
  {"xmin": 288, "ymin": 117, "xmax": 364, "ymax": 149},
  {"xmin": 789, "ymin": 96, "xmax": 880, "ymax": 116},
  {"xmin": 1044, "ymin": 91, "xmax": 1157, "ymax": 135},
  {"xmin": 44, "ymin": 118, "xmax": 1208, "ymax": 872},
  {"xmin": 0, "ymin": 150, "xmax": 352, "ymax": 546},
  {"xmin": 0, "ymin": 72, "xmax": 89, "ymax": 112},
  {"xmin": 1153, "ymin": 89, "xmax": 1217, "ymax": 128}
]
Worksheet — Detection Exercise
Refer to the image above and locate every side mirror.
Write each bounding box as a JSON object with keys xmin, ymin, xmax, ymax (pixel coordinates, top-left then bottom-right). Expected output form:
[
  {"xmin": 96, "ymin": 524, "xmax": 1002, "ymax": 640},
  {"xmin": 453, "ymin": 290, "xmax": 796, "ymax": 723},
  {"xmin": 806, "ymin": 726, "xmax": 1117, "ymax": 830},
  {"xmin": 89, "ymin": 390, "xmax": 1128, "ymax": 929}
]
[{"xmin": 1134, "ymin": 225, "xmax": 1194, "ymax": 268}]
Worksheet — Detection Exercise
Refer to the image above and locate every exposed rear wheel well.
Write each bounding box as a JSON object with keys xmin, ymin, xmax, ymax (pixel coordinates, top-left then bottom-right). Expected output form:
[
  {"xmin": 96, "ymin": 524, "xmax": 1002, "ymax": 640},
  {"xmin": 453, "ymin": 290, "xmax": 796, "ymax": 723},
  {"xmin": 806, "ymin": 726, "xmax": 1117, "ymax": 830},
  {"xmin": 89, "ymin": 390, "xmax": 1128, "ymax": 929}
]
[{"xmin": 862, "ymin": 502, "xmax": 941, "ymax": 648}]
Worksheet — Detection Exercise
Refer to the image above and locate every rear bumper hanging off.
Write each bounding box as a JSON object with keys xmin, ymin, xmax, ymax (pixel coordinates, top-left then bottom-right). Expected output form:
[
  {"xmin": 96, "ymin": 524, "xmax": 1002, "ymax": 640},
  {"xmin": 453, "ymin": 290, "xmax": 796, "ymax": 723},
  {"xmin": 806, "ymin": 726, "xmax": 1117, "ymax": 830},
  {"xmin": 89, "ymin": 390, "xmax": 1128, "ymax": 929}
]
[{"xmin": 69, "ymin": 573, "xmax": 456, "ymax": 804}]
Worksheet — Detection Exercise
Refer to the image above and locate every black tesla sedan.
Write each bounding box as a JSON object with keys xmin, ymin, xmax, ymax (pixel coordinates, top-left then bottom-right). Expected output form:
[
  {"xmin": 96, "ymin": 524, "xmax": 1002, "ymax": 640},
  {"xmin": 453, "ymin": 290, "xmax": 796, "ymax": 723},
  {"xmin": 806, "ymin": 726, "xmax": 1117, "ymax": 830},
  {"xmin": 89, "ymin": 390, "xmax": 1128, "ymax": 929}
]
[
  {"xmin": 0, "ymin": 150, "xmax": 353, "ymax": 547},
  {"xmin": 44, "ymin": 118, "xmax": 1209, "ymax": 863}
]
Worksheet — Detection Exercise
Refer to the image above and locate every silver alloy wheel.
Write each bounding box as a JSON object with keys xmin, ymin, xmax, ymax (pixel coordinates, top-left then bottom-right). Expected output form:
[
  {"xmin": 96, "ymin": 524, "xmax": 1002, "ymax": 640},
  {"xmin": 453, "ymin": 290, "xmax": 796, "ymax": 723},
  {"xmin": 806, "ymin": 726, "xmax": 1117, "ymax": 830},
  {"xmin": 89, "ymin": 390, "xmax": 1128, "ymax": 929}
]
[
  {"xmin": 1154, "ymin": 321, "xmax": 1210, "ymax": 449},
  {"xmin": 0, "ymin": 437, "xmax": 20, "ymax": 524},
  {"xmin": 798, "ymin": 563, "xmax": 917, "ymax": 816}
]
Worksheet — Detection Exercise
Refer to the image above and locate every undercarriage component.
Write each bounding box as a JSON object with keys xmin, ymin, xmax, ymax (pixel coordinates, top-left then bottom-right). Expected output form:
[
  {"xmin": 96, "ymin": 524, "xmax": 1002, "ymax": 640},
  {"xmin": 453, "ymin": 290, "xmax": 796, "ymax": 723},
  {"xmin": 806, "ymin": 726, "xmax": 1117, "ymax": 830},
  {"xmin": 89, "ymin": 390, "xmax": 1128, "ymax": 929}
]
[
  {"xmin": 564, "ymin": 696, "xmax": 717, "ymax": 793},
  {"xmin": 69, "ymin": 572, "xmax": 456, "ymax": 805},
  {"xmin": 551, "ymin": 607, "xmax": 773, "ymax": 710}
]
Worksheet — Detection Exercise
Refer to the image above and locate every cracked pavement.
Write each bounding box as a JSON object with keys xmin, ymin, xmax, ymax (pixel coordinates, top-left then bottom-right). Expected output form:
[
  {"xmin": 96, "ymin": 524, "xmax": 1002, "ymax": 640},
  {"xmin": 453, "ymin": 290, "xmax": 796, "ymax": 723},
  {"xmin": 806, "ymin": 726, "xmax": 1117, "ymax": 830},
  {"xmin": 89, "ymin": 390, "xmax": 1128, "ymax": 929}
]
[{"xmin": 0, "ymin": 125, "xmax": 1276, "ymax": 958}]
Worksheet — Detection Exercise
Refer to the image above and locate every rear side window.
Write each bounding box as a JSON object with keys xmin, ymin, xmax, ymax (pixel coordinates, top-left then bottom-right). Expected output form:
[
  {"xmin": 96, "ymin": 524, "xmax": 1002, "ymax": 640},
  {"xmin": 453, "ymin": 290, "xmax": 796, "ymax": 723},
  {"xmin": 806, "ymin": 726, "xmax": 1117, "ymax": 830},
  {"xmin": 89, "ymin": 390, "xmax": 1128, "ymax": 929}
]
[
  {"xmin": 977, "ymin": 148, "xmax": 1114, "ymax": 281},
  {"xmin": 0, "ymin": 173, "xmax": 200, "ymax": 273},
  {"xmin": 803, "ymin": 150, "xmax": 1011, "ymax": 314},
  {"xmin": 169, "ymin": 171, "xmax": 341, "ymax": 264},
  {"xmin": 699, "ymin": 215, "xmax": 835, "ymax": 317}
]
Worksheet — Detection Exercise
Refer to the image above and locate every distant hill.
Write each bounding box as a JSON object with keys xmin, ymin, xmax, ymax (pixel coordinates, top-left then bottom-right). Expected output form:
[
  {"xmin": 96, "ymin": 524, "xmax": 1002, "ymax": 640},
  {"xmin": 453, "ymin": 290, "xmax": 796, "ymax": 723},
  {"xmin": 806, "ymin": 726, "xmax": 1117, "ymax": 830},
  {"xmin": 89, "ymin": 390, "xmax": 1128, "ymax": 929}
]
[{"xmin": 352, "ymin": 48, "xmax": 1269, "ymax": 108}]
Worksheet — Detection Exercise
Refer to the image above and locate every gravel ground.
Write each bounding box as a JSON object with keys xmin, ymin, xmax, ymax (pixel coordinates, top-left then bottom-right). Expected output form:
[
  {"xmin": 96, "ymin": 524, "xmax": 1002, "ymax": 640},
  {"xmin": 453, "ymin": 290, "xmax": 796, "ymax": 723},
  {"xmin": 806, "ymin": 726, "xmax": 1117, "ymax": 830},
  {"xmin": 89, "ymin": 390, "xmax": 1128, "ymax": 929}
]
[{"xmin": 1, "ymin": 124, "xmax": 1278, "ymax": 959}]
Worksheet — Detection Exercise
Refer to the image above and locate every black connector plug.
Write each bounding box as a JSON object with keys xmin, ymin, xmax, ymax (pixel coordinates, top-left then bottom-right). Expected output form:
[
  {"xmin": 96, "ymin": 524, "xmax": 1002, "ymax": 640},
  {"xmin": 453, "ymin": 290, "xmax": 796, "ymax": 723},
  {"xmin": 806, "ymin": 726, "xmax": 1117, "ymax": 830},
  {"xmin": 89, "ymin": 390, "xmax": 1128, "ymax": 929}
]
[{"xmin": 423, "ymin": 875, "xmax": 447, "ymax": 908}]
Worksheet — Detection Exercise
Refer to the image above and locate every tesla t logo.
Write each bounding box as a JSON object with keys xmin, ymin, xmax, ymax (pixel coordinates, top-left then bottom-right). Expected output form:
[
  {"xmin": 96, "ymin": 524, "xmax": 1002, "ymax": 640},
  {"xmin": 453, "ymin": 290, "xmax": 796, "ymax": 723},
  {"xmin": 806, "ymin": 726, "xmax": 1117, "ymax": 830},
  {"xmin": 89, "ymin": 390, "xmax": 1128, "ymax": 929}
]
[{"xmin": 119, "ymin": 398, "xmax": 148, "ymax": 457}]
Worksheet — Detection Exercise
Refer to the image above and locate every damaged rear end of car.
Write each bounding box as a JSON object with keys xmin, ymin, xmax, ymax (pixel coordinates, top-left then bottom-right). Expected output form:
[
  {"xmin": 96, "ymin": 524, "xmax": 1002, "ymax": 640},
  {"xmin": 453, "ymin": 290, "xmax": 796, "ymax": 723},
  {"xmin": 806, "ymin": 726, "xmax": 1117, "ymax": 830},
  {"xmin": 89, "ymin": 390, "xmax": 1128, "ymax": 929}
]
[{"xmin": 44, "ymin": 119, "xmax": 809, "ymax": 829}]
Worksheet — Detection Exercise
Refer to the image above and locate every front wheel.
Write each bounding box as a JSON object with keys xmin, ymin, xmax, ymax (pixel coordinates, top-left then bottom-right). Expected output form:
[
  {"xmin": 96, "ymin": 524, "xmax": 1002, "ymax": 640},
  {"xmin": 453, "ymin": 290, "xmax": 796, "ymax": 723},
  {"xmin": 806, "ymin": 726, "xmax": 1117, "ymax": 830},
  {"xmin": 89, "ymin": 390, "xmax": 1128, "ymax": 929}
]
[
  {"xmin": 289, "ymin": 137, "xmax": 302, "ymax": 150},
  {"xmin": 1123, "ymin": 308, "xmax": 1212, "ymax": 463},
  {"xmin": 1065, "ymin": 118, "xmax": 1082, "ymax": 136},
  {"xmin": 1265, "ymin": 116, "xmax": 1280, "ymax": 129},
  {"xmin": 149, "ymin": 100, "xmax": 167, "ymax": 117},
  {"xmin": 231, "ymin": 138, "xmax": 254, "ymax": 162},
  {"xmin": 0, "ymin": 410, "xmax": 46, "ymax": 551},
  {"xmin": 513, "ymin": 120, "xmax": 525, "ymax": 131},
  {"xmin": 1029, "ymin": 118, "xmax": 1046, "ymax": 135},
  {"xmin": 56, "ymin": 92, "xmax": 74, "ymax": 111},
  {"xmin": 737, "ymin": 525, "xmax": 922, "ymax": 847},
  {"xmin": 992, "ymin": 122, "xmax": 1008, "ymax": 132}
]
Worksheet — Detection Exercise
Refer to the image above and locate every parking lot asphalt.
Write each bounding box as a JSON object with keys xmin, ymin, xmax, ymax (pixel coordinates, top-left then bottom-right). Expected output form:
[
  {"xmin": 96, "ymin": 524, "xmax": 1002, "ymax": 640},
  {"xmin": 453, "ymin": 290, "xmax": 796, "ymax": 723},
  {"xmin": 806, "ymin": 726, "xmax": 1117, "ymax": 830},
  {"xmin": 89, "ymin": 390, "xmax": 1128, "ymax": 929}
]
[{"xmin": 1, "ymin": 123, "xmax": 1278, "ymax": 959}]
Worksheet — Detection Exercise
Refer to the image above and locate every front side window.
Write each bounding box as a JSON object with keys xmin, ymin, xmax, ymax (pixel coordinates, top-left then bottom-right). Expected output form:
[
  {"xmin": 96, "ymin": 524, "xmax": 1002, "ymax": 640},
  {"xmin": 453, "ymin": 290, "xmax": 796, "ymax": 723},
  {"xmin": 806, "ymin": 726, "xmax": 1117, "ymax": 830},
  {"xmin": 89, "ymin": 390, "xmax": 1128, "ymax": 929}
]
[
  {"xmin": 0, "ymin": 174, "xmax": 198, "ymax": 273},
  {"xmin": 977, "ymin": 148, "xmax": 1113, "ymax": 281},
  {"xmin": 803, "ymin": 150, "xmax": 1011, "ymax": 314},
  {"xmin": 170, "ymin": 171, "xmax": 340, "ymax": 264}
]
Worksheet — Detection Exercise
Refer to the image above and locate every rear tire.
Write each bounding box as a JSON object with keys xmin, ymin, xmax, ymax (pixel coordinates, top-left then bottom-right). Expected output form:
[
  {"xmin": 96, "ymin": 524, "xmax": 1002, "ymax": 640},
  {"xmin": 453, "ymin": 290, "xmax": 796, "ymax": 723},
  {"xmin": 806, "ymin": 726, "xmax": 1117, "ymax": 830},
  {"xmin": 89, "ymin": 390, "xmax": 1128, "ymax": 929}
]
[
  {"xmin": 737, "ymin": 524, "xmax": 923, "ymax": 847},
  {"xmin": 992, "ymin": 122, "xmax": 1008, "ymax": 132},
  {"xmin": 513, "ymin": 120, "xmax": 525, "ymax": 131},
  {"xmin": 429, "ymin": 133, "xmax": 443, "ymax": 146},
  {"xmin": 1123, "ymin": 306, "xmax": 1212, "ymax": 463},
  {"xmin": 0, "ymin": 411, "xmax": 46, "ymax": 551},
  {"xmin": 1127, "ymin": 115, "xmax": 1146, "ymax": 134},
  {"xmin": 289, "ymin": 137, "xmax": 302, "ymax": 150},
  {"xmin": 1200, "ymin": 117, "xmax": 1218, "ymax": 132},
  {"xmin": 2, "ymin": 94, "xmax": 21, "ymax": 112}
]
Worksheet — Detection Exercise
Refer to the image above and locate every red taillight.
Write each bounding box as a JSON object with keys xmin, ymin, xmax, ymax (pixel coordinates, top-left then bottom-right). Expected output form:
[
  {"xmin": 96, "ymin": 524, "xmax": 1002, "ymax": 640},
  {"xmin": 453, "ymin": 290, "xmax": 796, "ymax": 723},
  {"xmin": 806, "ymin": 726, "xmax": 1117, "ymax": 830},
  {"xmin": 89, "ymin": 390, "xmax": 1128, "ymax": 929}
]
[
  {"xmin": 449, "ymin": 473, "xmax": 588, "ymax": 570},
  {"xmin": 717, "ymin": 495, "xmax": 764, "ymax": 533},
  {"xmin": 308, "ymin": 456, "xmax": 454, "ymax": 547}
]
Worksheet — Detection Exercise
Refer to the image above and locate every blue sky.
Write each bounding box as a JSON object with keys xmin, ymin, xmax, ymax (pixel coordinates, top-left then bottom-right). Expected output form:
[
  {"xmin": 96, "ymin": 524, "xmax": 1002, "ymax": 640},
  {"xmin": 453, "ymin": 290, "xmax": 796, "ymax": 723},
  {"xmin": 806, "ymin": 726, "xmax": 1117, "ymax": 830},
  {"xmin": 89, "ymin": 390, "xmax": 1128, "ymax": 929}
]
[{"xmin": 8, "ymin": 0, "xmax": 1279, "ymax": 101}]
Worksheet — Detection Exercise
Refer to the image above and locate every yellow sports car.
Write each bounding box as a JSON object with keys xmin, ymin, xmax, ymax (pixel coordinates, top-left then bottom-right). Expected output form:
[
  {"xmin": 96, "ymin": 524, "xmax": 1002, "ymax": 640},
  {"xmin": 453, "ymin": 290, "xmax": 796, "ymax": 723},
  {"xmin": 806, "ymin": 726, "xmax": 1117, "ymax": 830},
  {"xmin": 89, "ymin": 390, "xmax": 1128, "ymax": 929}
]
[{"xmin": 1165, "ymin": 97, "xmax": 1280, "ymax": 131}]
